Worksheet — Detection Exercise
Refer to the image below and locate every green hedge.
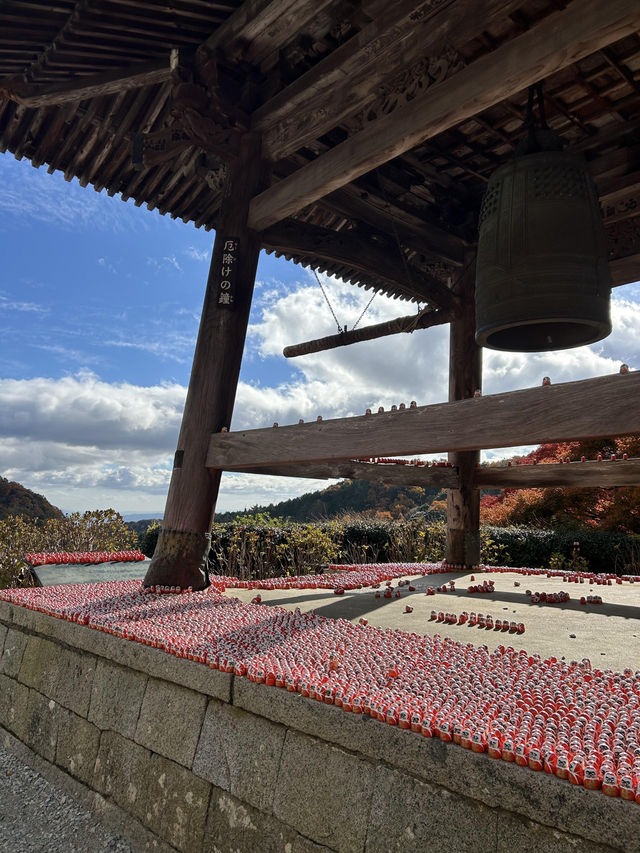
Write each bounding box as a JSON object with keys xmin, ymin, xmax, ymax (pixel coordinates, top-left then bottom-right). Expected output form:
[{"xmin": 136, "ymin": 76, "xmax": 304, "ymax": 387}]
[
  {"xmin": 483, "ymin": 526, "xmax": 639, "ymax": 574},
  {"xmin": 139, "ymin": 518, "xmax": 639, "ymax": 579}
]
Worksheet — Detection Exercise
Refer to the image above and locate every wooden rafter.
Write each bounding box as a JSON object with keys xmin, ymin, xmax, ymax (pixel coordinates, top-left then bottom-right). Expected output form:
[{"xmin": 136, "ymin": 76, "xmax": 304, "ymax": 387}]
[
  {"xmin": 248, "ymin": 0, "xmax": 640, "ymax": 231},
  {"xmin": 0, "ymin": 57, "xmax": 173, "ymax": 108},
  {"xmin": 600, "ymin": 47, "xmax": 640, "ymax": 98},
  {"xmin": 207, "ymin": 373, "xmax": 640, "ymax": 469},
  {"xmin": 319, "ymin": 186, "xmax": 467, "ymax": 268},
  {"xmin": 476, "ymin": 459, "xmax": 640, "ymax": 489},
  {"xmin": 261, "ymin": 221, "xmax": 457, "ymax": 310}
]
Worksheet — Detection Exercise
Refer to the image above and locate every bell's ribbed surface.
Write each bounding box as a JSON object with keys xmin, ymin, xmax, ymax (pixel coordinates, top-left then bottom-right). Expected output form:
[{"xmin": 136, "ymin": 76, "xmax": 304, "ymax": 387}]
[{"xmin": 475, "ymin": 150, "xmax": 611, "ymax": 352}]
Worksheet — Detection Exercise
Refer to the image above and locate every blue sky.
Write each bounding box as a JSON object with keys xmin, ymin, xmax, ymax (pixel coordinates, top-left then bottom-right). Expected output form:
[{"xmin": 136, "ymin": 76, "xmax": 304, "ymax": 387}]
[{"xmin": 1, "ymin": 153, "xmax": 639, "ymax": 517}]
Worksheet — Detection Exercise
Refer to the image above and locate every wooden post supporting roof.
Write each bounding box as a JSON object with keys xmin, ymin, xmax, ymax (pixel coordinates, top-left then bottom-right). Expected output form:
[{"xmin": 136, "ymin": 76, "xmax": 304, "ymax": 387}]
[
  {"xmin": 446, "ymin": 252, "xmax": 481, "ymax": 568},
  {"xmin": 143, "ymin": 133, "xmax": 263, "ymax": 590}
]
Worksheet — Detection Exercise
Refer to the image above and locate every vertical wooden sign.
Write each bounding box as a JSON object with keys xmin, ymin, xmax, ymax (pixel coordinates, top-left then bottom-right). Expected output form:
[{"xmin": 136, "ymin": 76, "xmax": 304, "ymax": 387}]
[{"xmin": 217, "ymin": 237, "xmax": 240, "ymax": 307}]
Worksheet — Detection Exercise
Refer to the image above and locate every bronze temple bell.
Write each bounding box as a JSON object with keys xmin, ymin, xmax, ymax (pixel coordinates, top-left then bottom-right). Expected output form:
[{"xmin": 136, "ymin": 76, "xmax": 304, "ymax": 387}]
[{"xmin": 475, "ymin": 85, "xmax": 611, "ymax": 352}]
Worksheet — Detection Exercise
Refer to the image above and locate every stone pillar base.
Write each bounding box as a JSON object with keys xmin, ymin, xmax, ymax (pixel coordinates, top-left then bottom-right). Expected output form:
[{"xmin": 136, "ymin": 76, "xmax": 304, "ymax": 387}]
[{"xmin": 142, "ymin": 528, "xmax": 211, "ymax": 590}]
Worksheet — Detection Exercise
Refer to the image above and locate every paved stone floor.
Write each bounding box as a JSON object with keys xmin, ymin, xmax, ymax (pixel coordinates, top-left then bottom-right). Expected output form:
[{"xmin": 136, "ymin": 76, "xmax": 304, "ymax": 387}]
[
  {"xmin": 0, "ymin": 740, "xmax": 134, "ymax": 853},
  {"xmin": 228, "ymin": 570, "xmax": 640, "ymax": 673}
]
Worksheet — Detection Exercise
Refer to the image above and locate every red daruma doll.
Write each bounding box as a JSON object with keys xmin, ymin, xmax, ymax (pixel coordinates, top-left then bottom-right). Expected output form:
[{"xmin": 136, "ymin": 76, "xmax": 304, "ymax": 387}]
[
  {"xmin": 501, "ymin": 737, "xmax": 515, "ymax": 762},
  {"xmin": 528, "ymin": 747, "xmax": 543, "ymax": 771},
  {"xmin": 555, "ymin": 754, "xmax": 570, "ymax": 780},
  {"xmin": 487, "ymin": 734, "xmax": 503, "ymax": 759},
  {"xmin": 583, "ymin": 765, "xmax": 602, "ymax": 790},
  {"xmin": 514, "ymin": 742, "xmax": 529, "ymax": 767},
  {"xmin": 602, "ymin": 771, "xmax": 620, "ymax": 797},
  {"xmin": 568, "ymin": 757, "xmax": 585, "ymax": 786},
  {"xmin": 619, "ymin": 773, "xmax": 636, "ymax": 801},
  {"xmin": 439, "ymin": 721, "xmax": 453, "ymax": 743},
  {"xmin": 471, "ymin": 731, "xmax": 486, "ymax": 753}
]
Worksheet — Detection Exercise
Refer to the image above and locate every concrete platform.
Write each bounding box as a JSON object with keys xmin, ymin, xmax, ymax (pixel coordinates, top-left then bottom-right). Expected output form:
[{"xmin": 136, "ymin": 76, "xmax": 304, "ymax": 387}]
[{"xmin": 227, "ymin": 570, "xmax": 640, "ymax": 673}]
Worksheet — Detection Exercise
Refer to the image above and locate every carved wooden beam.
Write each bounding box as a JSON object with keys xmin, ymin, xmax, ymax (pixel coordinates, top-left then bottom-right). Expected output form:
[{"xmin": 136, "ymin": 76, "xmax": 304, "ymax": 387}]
[
  {"xmin": 476, "ymin": 459, "xmax": 640, "ymax": 489},
  {"xmin": 228, "ymin": 460, "xmax": 459, "ymax": 489},
  {"xmin": 283, "ymin": 307, "xmax": 451, "ymax": 358},
  {"xmin": 262, "ymin": 221, "xmax": 457, "ymax": 309},
  {"xmin": 207, "ymin": 372, "xmax": 640, "ymax": 469},
  {"xmin": 131, "ymin": 52, "xmax": 249, "ymax": 169},
  {"xmin": 252, "ymin": 0, "xmax": 526, "ymax": 162},
  {"xmin": 599, "ymin": 175, "xmax": 640, "ymax": 224},
  {"xmin": 0, "ymin": 58, "xmax": 173, "ymax": 108},
  {"xmin": 248, "ymin": 0, "xmax": 640, "ymax": 231}
]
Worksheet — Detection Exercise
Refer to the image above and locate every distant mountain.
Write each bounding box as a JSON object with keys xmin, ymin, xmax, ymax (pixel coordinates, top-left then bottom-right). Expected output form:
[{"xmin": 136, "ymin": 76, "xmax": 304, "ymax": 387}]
[
  {"xmin": 0, "ymin": 476, "xmax": 64, "ymax": 522},
  {"xmin": 123, "ymin": 512, "xmax": 164, "ymax": 522},
  {"xmin": 214, "ymin": 478, "xmax": 443, "ymax": 523},
  {"xmin": 125, "ymin": 517, "xmax": 162, "ymax": 537}
]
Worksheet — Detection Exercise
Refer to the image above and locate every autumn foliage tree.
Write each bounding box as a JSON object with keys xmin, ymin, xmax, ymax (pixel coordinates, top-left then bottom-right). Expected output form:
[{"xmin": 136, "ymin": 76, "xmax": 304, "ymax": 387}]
[{"xmin": 480, "ymin": 437, "xmax": 640, "ymax": 533}]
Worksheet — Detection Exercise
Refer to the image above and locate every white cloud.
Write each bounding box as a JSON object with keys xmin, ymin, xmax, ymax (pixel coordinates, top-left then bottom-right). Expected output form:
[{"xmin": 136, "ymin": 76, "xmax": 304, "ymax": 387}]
[
  {"xmin": 185, "ymin": 246, "xmax": 210, "ymax": 262},
  {"xmin": 0, "ymin": 156, "xmax": 148, "ymax": 233},
  {"xmin": 104, "ymin": 332, "xmax": 196, "ymax": 364},
  {"xmin": 1, "ymin": 281, "xmax": 638, "ymax": 514},
  {"xmin": 146, "ymin": 255, "xmax": 183, "ymax": 274},
  {"xmin": 0, "ymin": 371, "xmax": 185, "ymax": 451},
  {"xmin": 34, "ymin": 343, "xmax": 102, "ymax": 366},
  {"xmin": 0, "ymin": 296, "xmax": 47, "ymax": 314}
]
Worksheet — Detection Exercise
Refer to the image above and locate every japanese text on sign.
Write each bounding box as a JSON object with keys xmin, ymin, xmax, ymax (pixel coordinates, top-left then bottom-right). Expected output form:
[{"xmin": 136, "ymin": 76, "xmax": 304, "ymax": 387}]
[{"xmin": 217, "ymin": 238, "xmax": 239, "ymax": 307}]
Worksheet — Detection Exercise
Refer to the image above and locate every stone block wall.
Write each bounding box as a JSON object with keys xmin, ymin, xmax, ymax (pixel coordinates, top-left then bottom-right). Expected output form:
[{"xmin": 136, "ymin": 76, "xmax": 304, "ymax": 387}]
[{"xmin": 0, "ymin": 599, "xmax": 635, "ymax": 853}]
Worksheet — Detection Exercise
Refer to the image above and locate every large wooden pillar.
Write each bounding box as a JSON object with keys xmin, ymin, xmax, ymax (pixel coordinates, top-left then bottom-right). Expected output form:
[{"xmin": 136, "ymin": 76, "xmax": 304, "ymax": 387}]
[
  {"xmin": 446, "ymin": 251, "xmax": 482, "ymax": 568},
  {"xmin": 144, "ymin": 133, "xmax": 263, "ymax": 589}
]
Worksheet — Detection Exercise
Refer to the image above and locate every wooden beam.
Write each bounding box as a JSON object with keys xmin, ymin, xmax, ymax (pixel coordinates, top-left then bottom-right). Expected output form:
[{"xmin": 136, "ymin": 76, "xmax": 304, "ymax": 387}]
[
  {"xmin": 202, "ymin": 0, "xmax": 334, "ymax": 65},
  {"xmin": 207, "ymin": 372, "xmax": 640, "ymax": 469},
  {"xmin": 252, "ymin": 0, "xmax": 525, "ymax": 161},
  {"xmin": 476, "ymin": 459, "xmax": 640, "ymax": 489},
  {"xmin": 610, "ymin": 254, "xmax": 640, "ymax": 288},
  {"xmin": 323, "ymin": 186, "xmax": 467, "ymax": 268},
  {"xmin": 227, "ymin": 460, "xmax": 459, "ymax": 489},
  {"xmin": 248, "ymin": 0, "xmax": 640, "ymax": 231},
  {"xmin": 271, "ymin": 157, "xmax": 468, "ymax": 267},
  {"xmin": 283, "ymin": 308, "xmax": 451, "ymax": 358},
  {"xmin": 0, "ymin": 57, "xmax": 173, "ymax": 108},
  {"xmin": 262, "ymin": 221, "xmax": 457, "ymax": 309},
  {"xmin": 607, "ymin": 217, "xmax": 640, "ymax": 287}
]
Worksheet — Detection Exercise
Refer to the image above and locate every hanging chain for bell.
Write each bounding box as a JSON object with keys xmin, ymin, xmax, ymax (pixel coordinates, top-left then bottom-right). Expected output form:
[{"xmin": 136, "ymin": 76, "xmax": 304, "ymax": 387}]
[{"xmin": 312, "ymin": 268, "xmax": 343, "ymax": 333}]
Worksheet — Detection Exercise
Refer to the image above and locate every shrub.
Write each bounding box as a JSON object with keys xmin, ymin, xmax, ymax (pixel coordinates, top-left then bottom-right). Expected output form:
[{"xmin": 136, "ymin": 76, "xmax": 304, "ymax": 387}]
[
  {"xmin": 209, "ymin": 522, "xmax": 339, "ymax": 578},
  {"xmin": 481, "ymin": 526, "xmax": 636, "ymax": 574},
  {"xmin": 340, "ymin": 518, "xmax": 394, "ymax": 563},
  {"xmin": 140, "ymin": 521, "xmax": 161, "ymax": 558},
  {"xmin": 0, "ymin": 509, "xmax": 137, "ymax": 589},
  {"xmin": 41, "ymin": 509, "xmax": 136, "ymax": 553},
  {"xmin": 0, "ymin": 515, "xmax": 41, "ymax": 588}
]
